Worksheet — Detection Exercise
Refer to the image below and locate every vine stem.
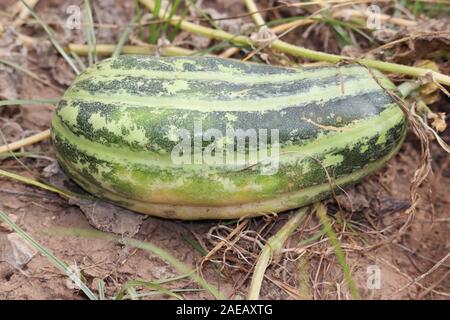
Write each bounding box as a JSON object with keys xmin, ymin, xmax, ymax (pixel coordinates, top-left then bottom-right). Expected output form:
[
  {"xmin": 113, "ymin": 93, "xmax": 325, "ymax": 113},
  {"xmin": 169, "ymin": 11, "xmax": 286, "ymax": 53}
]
[
  {"xmin": 139, "ymin": 0, "xmax": 450, "ymax": 86},
  {"xmin": 68, "ymin": 43, "xmax": 194, "ymax": 57},
  {"xmin": 247, "ymin": 207, "xmax": 309, "ymax": 300}
]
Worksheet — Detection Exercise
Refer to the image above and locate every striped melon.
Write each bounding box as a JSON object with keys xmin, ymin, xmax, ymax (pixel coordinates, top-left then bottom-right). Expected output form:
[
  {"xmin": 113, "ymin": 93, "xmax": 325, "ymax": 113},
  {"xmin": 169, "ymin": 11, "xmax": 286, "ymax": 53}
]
[{"xmin": 51, "ymin": 56, "xmax": 407, "ymax": 220}]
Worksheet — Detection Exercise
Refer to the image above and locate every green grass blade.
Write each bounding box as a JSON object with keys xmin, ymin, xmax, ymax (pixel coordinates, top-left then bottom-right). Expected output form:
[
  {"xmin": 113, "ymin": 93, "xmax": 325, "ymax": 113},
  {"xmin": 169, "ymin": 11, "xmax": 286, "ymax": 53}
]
[
  {"xmin": 161, "ymin": 0, "xmax": 181, "ymax": 35},
  {"xmin": 0, "ymin": 169, "xmax": 76, "ymax": 199},
  {"xmin": 297, "ymin": 229, "xmax": 327, "ymax": 247},
  {"xmin": 0, "ymin": 151, "xmax": 44, "ymax": 160},
  {"xmin": 83, "ymin": 0, "xmax": 97, "ymax": 66},
  {"xmin": 413, "ymin": 0, "xmax": 423, "ymax": 16},
  {"xmin": 181, "ymin": 234, "xmax": 208, "ymax": 256},
  {"xmin": 133, "ymin": 0, "xmax": 145, "ymax": 40},
  {"xmin": 126, "ymin": 287, "xmax": 139, "ymax": 300},
  {"xmin": 297, "ymin": 252, "xmax": 312, "ymax": 300},
  {"xmin": 315, "ymin": 202, "xmax": 361, "ymax": 300},
  {"xmin": 168, "ymin": 4, "xmax": 189, "ymax": 42},
  {"xmin": 131, "ymin": 288, "xmax": 203, "ymax": 298},
  {"xmin": 0, "ymin": 209, "xmax": 98, "ymax": 300},
  {"xmin": 70, "ymin": 51, "xmax": 87, "ymax": 72},
  {"xmin": 320, "ymin": 17, "xmax": 373, "ymax": 42},
  {"xmin": 266, "ymin": 15, "xmax": 307, "ymax": 27},
  {"xmin": 0, "ymin": 59, "xmax": 63, "ymax": 92},
  {"xmin": 115, "ymin": 273, "xmax": 192, "ymax": 299},
  {"xmin": 116, "ymin": 280, "xmax": 183, "ymax": 300},
  {"xmin": 48, "ymin": 227, "xmax": 225, "ymax": 299},
  {"xmin": 98, "ymin": 279, "xmax": 106, "ymax": 300},
  {"xmin": 112, "ymin": 17, "xmax": 137, "ymax": 58},
  {"xmin": 0, "ymin": 99, "xmax": 59, "ymax": 107},
  {"xmin": 148, "ymin": 0, "xmax": 162, "ymax": 44},
  {"xmin": 19, "ymin": 0, "xmax": 79, "ymax": 74},
  {"xmin": 331, "ymin": 24, "xmax": 352, "ymax": 47}
]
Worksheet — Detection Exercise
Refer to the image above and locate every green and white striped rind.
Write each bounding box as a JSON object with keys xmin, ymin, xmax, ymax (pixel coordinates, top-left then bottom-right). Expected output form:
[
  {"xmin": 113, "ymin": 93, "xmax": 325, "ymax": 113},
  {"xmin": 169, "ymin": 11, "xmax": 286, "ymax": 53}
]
[{"xmin": 51, "ymin": 56, "xmax": 407, "ymax": 220}]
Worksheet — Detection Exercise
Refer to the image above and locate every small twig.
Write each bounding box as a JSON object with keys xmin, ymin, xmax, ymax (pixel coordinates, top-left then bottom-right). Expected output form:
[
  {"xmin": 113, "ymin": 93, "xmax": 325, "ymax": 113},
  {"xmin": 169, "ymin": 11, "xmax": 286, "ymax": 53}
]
[
  {"xmin": 270, "ymin": 0, "xmax": 329, "ymax": 34},
  {"xmin": 393, "ymin": 242, "xmax": 450, "ymax": 268},
  {"xmin": 219, "ymin": 47, "xmax": 240, "ymax": 58},
  {"xmin": 0, "ymin": 129, "xmax": 51, "ymax": 154},
  {"xmin": 366, "ymin": 31, "xmax": 450, "ymax": 56},
  {"xmin": 270, "ymin": 18, "xmax": 316, "ymax": 34},
  {"xmin": 372, "ymin": 255, "xmax": 450, "ymax": 298},
  {"xmin": 13, "ymin": 0, "xmax": 39, "ymax": 27},
  {"xmin": 333, "ymin": 9, "xmax": 417, "ymax": 28},
  {"xmin": 389, "ymin": 252, "xmax": 450, "ymax": 298},
  {"xmin": 416, "ymin": 269, "xmax": 450, "ymax": 299},
  {"xmin": 202, "ymin": 220, "xmax": 248, "ymax": 268},
  {"xmin": 244, "ymin": 0, "xmax": 265, "ymax": 27}
]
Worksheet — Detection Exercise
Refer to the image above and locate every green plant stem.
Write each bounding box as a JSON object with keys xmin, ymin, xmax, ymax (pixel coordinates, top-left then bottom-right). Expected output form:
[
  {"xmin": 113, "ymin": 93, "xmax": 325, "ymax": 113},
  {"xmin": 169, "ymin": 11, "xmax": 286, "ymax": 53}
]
[
  {"xmin": 397, "ymin": 80, "xmax": 423, "ymax": 98},
  {"xmin": 139, "ymin": 0, "xmax": 450, "ymax": 86},
  {"xmin": 68, "ymin": 43, "xmax": 194, "ymax": 57},
  {"xmin": 244, "ymin": 0, "xmax": 266, "ymax": 27},
  {"xmin": 247, "ymin": 207, "xmax": 309, "ymax": 300}
]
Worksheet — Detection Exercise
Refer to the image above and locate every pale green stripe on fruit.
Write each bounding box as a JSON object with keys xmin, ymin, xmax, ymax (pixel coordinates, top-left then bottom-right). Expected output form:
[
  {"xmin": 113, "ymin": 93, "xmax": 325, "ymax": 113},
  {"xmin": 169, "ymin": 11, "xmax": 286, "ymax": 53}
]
[
  {"xmin": 75, "ymin": 63, "xmax": 370, "ymax": 84},
  {"xmin": 280, "ymin": 104, "xmax": 404, "ymax": 161},
  {"xmin": 63, "ymin": 80, "xmax": 384, "ymax": 112}
]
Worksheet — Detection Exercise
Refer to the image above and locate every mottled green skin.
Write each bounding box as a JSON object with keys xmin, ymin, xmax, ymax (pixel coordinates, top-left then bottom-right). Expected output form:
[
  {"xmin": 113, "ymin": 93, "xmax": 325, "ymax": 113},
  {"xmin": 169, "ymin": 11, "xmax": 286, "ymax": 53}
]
[{"xmin": 51, "ymin": 55, "xmax": 407, "ymax": 219}]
